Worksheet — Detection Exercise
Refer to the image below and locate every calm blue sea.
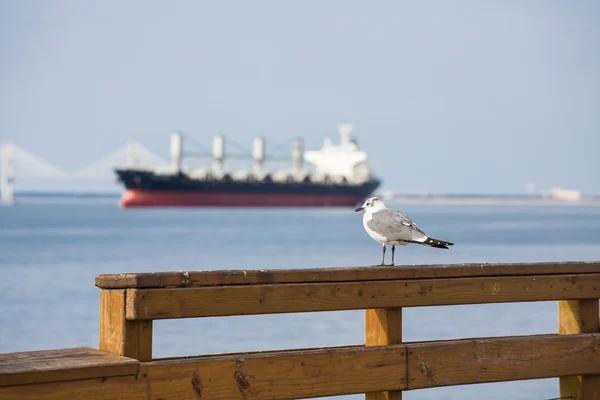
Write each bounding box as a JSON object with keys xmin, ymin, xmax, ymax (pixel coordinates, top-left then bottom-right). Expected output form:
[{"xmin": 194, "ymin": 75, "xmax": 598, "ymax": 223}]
[{"xmin": 1, "ymin": 201, "xmax": 600, "ymax": 399}]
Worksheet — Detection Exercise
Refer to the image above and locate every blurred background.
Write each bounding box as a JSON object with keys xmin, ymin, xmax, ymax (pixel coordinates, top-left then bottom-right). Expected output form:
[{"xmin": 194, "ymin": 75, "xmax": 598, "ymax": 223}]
[{"xmin": 1, "ymin": 1, "xmax": 599, "ymax": 399}]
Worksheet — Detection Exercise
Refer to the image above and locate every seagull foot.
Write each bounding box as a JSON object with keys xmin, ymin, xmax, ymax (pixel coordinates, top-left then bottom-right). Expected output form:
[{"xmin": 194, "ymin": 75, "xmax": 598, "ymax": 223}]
[{"xmin": 386, "ymin": 263, "xmax": 395, "ymax": 266}]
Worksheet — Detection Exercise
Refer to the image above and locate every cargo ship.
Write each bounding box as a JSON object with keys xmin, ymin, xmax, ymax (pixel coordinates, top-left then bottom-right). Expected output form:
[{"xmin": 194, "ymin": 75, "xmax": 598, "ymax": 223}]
[{"xmin": 115, "ymin": 124, "xmax": 381, "ymax": 208}]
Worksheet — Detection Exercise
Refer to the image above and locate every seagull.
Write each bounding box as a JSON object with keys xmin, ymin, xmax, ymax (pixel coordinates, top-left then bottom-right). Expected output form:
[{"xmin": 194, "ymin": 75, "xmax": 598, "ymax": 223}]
[{"xmin": 355, "ymin": 196, "xmax": 454, "ymax": 266}]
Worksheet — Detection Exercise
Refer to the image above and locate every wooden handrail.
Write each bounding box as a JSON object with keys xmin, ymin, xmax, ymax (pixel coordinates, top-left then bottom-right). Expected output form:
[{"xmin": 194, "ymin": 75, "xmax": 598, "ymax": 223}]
[
  {"xmin": 122, "ymin": 274, "xmax": 600, "ymax": 320},
  {"xmin": 1, "ymin": 261, "xmax": 599, "ymax": 400},
  {"xmin": 95, "ymin": 261, "xmax": 600, "ymax": 288}
]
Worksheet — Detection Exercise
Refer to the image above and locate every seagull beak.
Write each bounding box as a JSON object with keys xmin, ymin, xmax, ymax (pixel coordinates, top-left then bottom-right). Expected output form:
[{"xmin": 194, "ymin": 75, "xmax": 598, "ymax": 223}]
[{"xmin": 354, "ymin": 206, "xmax": 364, "ymax": 212}]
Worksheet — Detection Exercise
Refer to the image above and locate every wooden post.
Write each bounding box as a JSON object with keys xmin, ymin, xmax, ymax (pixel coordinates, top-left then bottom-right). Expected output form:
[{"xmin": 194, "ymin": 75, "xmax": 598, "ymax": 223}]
[
  {"xmin": 365, "ymin": 308, "xmax": 403, "ymax": 400},
  {"xmin": 99, "ymin": 289, "xmax": 152, "ymax": 361},
  {"xmin": 558, "ymin": 299, "xmax": 600, "ymax": 400}
]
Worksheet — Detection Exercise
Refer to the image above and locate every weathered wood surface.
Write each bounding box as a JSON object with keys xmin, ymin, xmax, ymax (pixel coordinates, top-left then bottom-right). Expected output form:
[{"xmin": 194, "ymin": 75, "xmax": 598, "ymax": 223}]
[
  {"xmin": 0, "ymin": 374, "xmax": 139, "ymax": 400},
  {"xmin": 144, "ymin": 345, "xmax": 406, "ymax": 399},
  {"xmin": 95, "ymin": 261, "xmax": 600, "ymax": 288},
  {"xmin": 0, "ymin": 347, "xmax": 138, "ymax": 387},
  {"xmin": 4, "ymin": 334, "xmax": 600, "ymax": 398},
  {"xmin": 366, "ymin": 308, "xmax": 403, "ymax": 400},
  {"xmin": 99, "ymin": 289, "xmax": 152, "ymax": 361},
  {"xmin": 406, "ymin": 333, "xmax": 600, "ymax": 389},
  {"xmin": 0, "ymin": 345, "xmax": 406, "ymax": 399},
  {"xmin": 558, "ymin": 299, "xmax": 600, "ymax": 400},
  {"xmin": 126, "ymin": 274, "xmax": 600, "ymax": 320}
]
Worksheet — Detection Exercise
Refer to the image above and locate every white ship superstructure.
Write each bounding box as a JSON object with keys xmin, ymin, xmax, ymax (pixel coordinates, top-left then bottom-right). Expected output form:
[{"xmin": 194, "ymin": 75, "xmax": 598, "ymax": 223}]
[{"xmin": 304, "ymin": 124, "xmax": 372, "ymax": 184}]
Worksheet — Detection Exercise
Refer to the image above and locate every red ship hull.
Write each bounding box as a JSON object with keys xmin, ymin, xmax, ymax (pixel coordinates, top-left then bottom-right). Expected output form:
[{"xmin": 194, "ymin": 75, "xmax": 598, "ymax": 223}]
[{"xmin": 120, "ymin": 189, "xmax": 366, "ymax": 208}]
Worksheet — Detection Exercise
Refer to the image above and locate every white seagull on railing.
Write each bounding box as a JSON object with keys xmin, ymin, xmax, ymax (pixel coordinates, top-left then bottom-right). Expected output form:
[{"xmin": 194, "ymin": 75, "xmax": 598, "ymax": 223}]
[{"xmin": 355, "ymin": 197, "xmax": 454, "ymax": 266}]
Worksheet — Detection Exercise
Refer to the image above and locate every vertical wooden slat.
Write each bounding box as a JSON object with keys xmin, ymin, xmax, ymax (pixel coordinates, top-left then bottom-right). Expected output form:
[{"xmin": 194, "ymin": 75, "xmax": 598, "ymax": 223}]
[
  {"xmin": 365, "ymin": 308, "xmax": 403, "ymax": 400},
  {"xmin": 558, "ymin": 299, "xmax": 600, "ymax": 400},
  {"xmin": 99, "ymin": 289, "xmax": 152, "ymax": 361}
]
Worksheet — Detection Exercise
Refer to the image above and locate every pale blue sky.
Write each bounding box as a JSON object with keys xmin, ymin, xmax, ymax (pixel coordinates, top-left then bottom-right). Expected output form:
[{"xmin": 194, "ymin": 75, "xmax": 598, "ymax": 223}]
[{"xmin": 1, "ymin": 0, "xmax": 599, "ymax": 194}]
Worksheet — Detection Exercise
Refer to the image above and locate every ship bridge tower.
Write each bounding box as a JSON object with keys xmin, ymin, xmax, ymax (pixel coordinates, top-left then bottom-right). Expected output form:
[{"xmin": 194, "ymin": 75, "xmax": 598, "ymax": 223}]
[
  {"xmin": 170, "ymin": 132, "xmax": 183, "ymax": 172},
  {"xmin": 304, "ymin": 124, "xmax": 372, "ymax": 183},
  {"xmin": 212, "ymin": 133, "xmax": 225, "ymax": 177}
]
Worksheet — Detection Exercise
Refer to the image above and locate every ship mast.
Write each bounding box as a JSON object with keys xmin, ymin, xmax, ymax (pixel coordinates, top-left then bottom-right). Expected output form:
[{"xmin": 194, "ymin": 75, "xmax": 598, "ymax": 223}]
[
  {"xmin": 170, "ymin": 132, "xmax": 183, "ymax": 172},
  {"xmin": 253, "ymin": 136, "xmax": 265, "ymax": 177},
  {"xmin": 212, "ymin": 133, "xmax": 225, "ymax": 177},
  {"xmin": 292, "ymin": 138, "xmax": 303, "ymax": 177}
]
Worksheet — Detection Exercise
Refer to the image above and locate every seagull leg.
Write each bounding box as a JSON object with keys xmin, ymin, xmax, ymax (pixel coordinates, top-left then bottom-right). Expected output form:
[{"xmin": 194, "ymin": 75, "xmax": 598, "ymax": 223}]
[
  {"xmin": 379, "ymin": 244, "xmax": 386, "ymax": 266},
  {"xmin": 388, "ymin": 245, "xmax": 395, "ymax": 266}
]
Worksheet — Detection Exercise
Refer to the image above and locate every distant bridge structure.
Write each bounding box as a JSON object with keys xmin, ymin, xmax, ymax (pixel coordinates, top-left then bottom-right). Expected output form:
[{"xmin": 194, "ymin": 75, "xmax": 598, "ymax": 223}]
[{"xmin": 0, "ymin": 141, "xmax": 168, "ymax": 205}]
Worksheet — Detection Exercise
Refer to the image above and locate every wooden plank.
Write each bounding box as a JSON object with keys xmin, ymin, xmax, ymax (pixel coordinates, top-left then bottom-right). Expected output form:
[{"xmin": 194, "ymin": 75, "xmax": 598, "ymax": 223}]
[
  {"xmin": 0, "ymin": 347, "xmax": 138, "ymax": 387},
  {"xmin": 0, "ymin": 374, "xmax": 141, "ymax": 400},
  {"xmin": 126, "ymin": 274, "xmax": 600, "ymax": 320},
  {"xmin": 95, "ymin": 261, "xmax": 600, "ymax": 288},
  {"xmin": 99, "ymin": 289, "xmax": 152, "ymax": 361},
  {"xmin": 142, "ymin": 345, "xmax": 407, "ymax": 399},
  {"xmin": 406, "ymin": 333, "xmax": 600, "ymax": 389},
  {"xmin": 559, "ymin": 299, "xmax": 600, "ymax": 400},
  {"xmin": 0, "ymin": 345, "xmax": 407, "ymax": 399},
  {"xmin": 365, "ymin": 308, "xmax": 403, "ymax": 400}
]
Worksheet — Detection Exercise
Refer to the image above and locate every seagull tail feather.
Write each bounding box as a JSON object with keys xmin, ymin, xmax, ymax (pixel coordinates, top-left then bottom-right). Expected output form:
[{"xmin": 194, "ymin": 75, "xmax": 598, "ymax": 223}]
[{"xmin": 424, "ymin": 237, "xmax": 454, "ymax": 249}]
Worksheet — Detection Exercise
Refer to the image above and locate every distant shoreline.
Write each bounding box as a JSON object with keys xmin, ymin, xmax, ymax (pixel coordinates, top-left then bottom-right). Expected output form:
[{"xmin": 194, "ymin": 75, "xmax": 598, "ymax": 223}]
[{"xmin": 386, "ymin": 195, "xmax": 600, "ymax": 206}]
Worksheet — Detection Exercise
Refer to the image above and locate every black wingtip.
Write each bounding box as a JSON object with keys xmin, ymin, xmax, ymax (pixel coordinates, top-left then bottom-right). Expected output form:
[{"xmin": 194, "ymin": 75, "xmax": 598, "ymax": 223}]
[{"xmin": 425, "ymin": 237, "xmax": 454, "ymax": 249}]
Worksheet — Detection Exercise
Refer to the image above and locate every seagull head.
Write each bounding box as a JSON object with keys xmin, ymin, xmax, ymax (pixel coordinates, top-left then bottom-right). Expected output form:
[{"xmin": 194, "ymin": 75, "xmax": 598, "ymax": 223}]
[{"xmin": 355, "ymin": 197, "xmax": 386, "ymax": 213}]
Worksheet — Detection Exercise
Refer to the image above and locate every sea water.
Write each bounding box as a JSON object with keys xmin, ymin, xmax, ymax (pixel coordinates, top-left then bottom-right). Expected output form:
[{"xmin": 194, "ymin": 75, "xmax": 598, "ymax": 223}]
[{"xmin": 1, "ymin": 201, "xmax": 599, "ymax": 399}]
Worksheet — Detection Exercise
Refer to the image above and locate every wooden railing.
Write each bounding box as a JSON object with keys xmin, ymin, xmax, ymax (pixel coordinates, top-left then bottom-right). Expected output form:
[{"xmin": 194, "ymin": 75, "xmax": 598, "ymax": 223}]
[{"xmin": 1, "ymin": 261, "xmax": 599, "ymax": 399}]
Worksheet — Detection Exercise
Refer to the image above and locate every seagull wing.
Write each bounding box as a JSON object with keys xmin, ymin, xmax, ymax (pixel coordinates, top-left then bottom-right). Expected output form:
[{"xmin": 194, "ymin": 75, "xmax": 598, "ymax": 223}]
[{"xmin": 366, "ymin": 209, "xmax": 428, "ymax": 243}]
